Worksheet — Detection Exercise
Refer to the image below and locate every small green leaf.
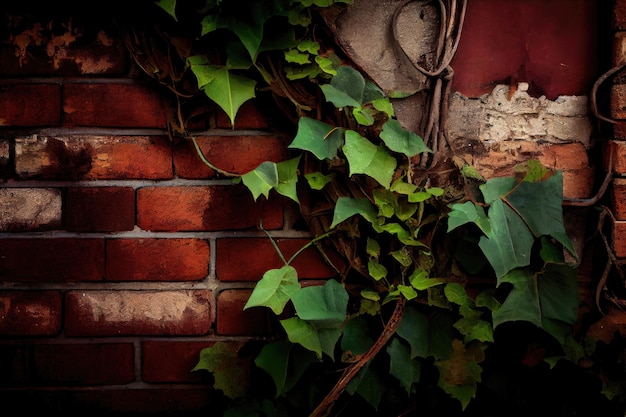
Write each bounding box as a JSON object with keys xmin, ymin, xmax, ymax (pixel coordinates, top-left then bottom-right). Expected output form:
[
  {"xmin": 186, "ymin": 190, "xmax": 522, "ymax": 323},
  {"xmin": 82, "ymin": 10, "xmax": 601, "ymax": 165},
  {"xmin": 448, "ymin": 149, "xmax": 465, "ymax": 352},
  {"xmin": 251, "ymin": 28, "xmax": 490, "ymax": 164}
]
[
  {"xmin": 274, "ymin": 156, "xmax": 301, "ymax": 203},
  {"xmin": 193, "ymin": 342, "xmax": 249, "ymax": 399},
  {"xmin": 371, "ymin": 97, "xmax": 395, "ymax": 117},
  {"xmin": 304, "ymin": 172, "xmax": 334, "ymax": 190},
  {"xmin": 199, "ymin": 67, "xmax": 257, "ymax": 127},
  {"xmin": 330, "ymin": 197, "xmax": 378, "ymax": 228},
  {"xmin": 409, "ymin": 269, "xmax": 443, "ymax": 290},
  {"xmin": 241, "ymin": 161, "xmax": 278, "ymax": 200},
  {"xmin": 280, "ymin": 317, "xmax": 322, "ymax": 358},
  {"xmin": 343, "ymin": 130, "xmax": 396, "ymax": 188},
  {"xmin": 380, "ymin": 119, "xmax": 431, "ymax": 157},
  {"xmin": 391, "ymin": 248, "xmax": 413, "ymax": 267},
  {"xmin": 368, "ymin": 260, "xmax": 388, "ymax": 281},
  {"xmin": 366, "ymin": 237, "xmax": 381, "ymax": 258},
  {"xmin": 297, "ymin": 40, "xmax": 320, "ymax": 54},
  {"xmin": 444, "ymin": 282, "xmax": 468, "ymax": 305},
  {"xmin": 155, "ymin": 0, "xmax": 177, "ymax": 20},
  {"xmin": 447, "ymin": 201, "xmax": 491, "ymax": 235},
  {"xmin": 244, "ymin": 265, "xmax": 301, "ymax": 315},
  {"xmin": 398, "ymin": 284, "xmax": 418, "ymax": 300},
  {"xmin": 289, "ymin": 117, "xmax": 344, "ymax": 160},
  {"xmin": 285, "ymin": 48, "xmax": 311, "ymax": 64}
]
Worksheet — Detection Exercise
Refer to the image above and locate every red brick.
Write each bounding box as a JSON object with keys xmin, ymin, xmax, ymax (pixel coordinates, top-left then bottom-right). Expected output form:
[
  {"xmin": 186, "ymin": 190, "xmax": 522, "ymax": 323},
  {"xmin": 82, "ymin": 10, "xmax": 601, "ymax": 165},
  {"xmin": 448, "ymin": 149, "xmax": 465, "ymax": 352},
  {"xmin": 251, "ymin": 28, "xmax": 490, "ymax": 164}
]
[
  {"xmin": 0, "ymin": 387, "xmax": 214, "ymax": 413},
  {"xmin": 0, "ymin": 238, "xmax": 104, "ymax": 282},
  {"xmin": 451, "ymin": 0, "xmax": 598, "ymax": 99},
  {"xmin": 216, "ymin": 289, "xmax": 273, "ymax": 336},
  {"xmin": 63, "ymin": 83, "xmax": 168, "ymax": 128},
  {"xmin": 216, "ymin": 100, "xmax": 273, "ymax": 129},
  {"xmin": 608, "ymin": 140, "xmax": 626, "ymax": 174},
  {"xmin": 0, "ymin": 291, "xmax": 62, "ymax": 336},
  {"xmin": 615, "ymin": 0, "xmax": 626, "ymax": 30},
  {"xmin": 15, "ymin": 135, "xmax": 173, "ymax": 180},
  {"xmin": 614, "ymin": 32, "xmax": 626, "ymax": 67},
  {"xmin": 65, "ymin": 187, "xmax": 135, "ymax": 232},
  {"xmin": 106, "ymin": 238, "xmax": 209, "ymax": 281},
  {"xmin": 612, "ymin": 84, "xmax": 626, "ymax": 120},
  {"xmin": 0, "ymin": 84, "xmax": 61, "ymax": 127},
  {"xmin": 612, "ymin": 178, "xmax": 626, "ymax": 220},
  {"xmin": 30, "ymin": 343, "xmax": 134, "ymax": 385},
  {"xmin": 64, "ymin": 290, "xmax": 212, "ymax": 336},
  {"xmin": 612, "ymin": 219, "xmax": 626, "ymax": 258},
  {"xmin": 216, "ymin": 238, "xmax": 340, "ymax": 282},
  {"xmin": 137, "ymin": 185, "xmax": 284, "ymax": 231},
  {"xmin": 174, "ymin": 134, "xmax": 290, "ymax": 178},
  {"xmin": 142, "ymin": 340, "xmax": 217, "ymax": 383}
]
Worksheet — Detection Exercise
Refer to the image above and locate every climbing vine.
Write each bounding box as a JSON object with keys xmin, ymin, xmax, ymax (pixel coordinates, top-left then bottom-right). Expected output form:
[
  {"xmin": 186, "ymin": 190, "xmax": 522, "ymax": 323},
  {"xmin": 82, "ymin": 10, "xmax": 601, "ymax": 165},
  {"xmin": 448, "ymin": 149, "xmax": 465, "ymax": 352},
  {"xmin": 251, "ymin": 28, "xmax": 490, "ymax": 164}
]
[{"xmin": 122, "ymin": 1, "xmax": 624, "ymax": 416}]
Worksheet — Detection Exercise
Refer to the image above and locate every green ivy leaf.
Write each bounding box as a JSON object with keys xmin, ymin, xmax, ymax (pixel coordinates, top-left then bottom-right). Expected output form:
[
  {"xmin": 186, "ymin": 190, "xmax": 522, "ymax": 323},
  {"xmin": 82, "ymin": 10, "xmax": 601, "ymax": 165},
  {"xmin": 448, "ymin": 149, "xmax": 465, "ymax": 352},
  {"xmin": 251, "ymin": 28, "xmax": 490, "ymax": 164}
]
[
  {"xmin": 343, "ymin": 130, "xmax": 396, "ymax": 188},
  {"xmin": 447, "ymin": 201, "xmax": 491, "ymax": 235},
  {"xmin": 320, "ymin": 65, "xmax": 384, "ymax": 108},
  {"xmin": 409, "ymin": 269, "xmax": 443, "ymax": 290},
  {"xmin": 280, "ymin": 317, "xmax": 322, "ymax": 358},
  {"xmin": 368, "ymin": 260, "xmax": 388, "ymax": 281},
  {"xmin": 396, "ymin": 305, "xmax": 430, "ymax": 359},
  {"xmin": 444, "ymin": 282, "xmax": 468, "ymax": 305},
  {"xmin": 341, "ymin": 316, "xmax": 375, "ymax": 356},
  {"xmin": 241, "ymin": 161, "xmax": 278, "ymax": 201},
  {"xmin": 492, "ymin": 268, "xmax": 542, "ymax": 329},
  {"xmin": 255, "ymin": 341, "xmax": 316, "ymax": 398},
  {"xmin": 380, "ymin": 119, "xmax": 431, "ymax": 157},
  {"xmin": 155, "ymin": 0, "xmax": 177, "ymax": 20},
  {"xmin": 330, "ymin": 197, "xmax": 378, "ymax": 228},
  {"xmin": 290, "ymin": 279, "xmax": 348, "ymax": 328},
  {"xmin": 193, "ymin": 342, "xmax": 250, "ymax": 399},
  {"xmin": 244, "ymin": 265, "xmax": 301, "ymax": 314},
  {"xmin": 348, "ymin": 365, "xmax": 386, "ymax": 410},
  {"xmin": 398, "ymin": 284, "xmax": 418, "ymax": 300},
  {"xmin": 388, "ymin": 337, "xmax": 421, "ymax": 394},
  {"xmin": 199, "ymin": 67, "xmax": 256, "ymax": 127},
  {"xmin": 289, "ymin": 117, "xmax": 344, "ymax": 160},
  {"xmin": 304, "ymin": 172, "xmax": 334, "ymax": 190},
  {"xmin": 274, "ymin": 156, "xmax": 301, "ymax": 203},
  {"xmin": 284, "ymin": 48, "xmax": 311, "ymax": 64}
]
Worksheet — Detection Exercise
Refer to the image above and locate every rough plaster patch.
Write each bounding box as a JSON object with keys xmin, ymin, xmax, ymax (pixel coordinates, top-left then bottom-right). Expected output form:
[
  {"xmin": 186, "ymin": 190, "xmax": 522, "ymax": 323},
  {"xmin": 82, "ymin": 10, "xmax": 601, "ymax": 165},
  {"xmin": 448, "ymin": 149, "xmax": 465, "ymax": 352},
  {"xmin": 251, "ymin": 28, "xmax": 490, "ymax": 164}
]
[
  {"xmin": 82, "ymin": 291, "xmax": 206, "ymax": 323},
  {"xmin": 447, "ymin": 84, "xmax": 592, "ymax": 147}
]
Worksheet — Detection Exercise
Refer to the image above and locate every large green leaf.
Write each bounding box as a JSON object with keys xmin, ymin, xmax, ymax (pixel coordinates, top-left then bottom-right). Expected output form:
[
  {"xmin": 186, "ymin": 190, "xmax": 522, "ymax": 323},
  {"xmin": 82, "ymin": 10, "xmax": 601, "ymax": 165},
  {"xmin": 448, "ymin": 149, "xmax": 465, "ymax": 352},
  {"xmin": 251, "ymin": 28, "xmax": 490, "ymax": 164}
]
[
  {"xmin": 320, "ymin": 65, "xmax": 384, "ymax": 108},
  {"xmin": 244, "ymin": 265, "xmax": 301, "ymax": 314},
  {"xmin": 199, "ymin": 67, "xmax": 257, "ymax": 127},
  {"xmin": 388, "ymin": 337, "xmax": 421, "ymax": 394},
  {"xmin": 396, "ymin": 305, "xmax": 430, "ymax": 359},
  {"xmin": 343, "ymin": 130, "xmax": 396, "ymax": 188},
  {"xmin": 447, "ymin": 200, "xmax": 491, "ymax": 235},
  {"xmin": 478, "ymin": 199, "xmax": 535, "ymax": 279},
  {"xmin": 538, "ymin": 263, "xmax": 579, "ymax": 325},
  {"xmin": 241, "ymin": 161, "xmax": 278, "ymax": 201},
  {"xmin": 347, "ymin": 365, "xmax": 386, "ymax": 410},
  {"xmin": 290, "ymin": 279, "xmax": 348, "ymax": 328},
  {"xmin": 379, "ymin": 119, "xmax": 431, "ymax": 157},
  {"xmin": 193, "ymin": 342, "xmax": 249, "ymax": 399},
  {"xmin": 280, "ymin": 317, "xmax": 322, "ymax": 358},
  {"xmin": 341, "ymin": 316, "xmax": 375, "ymax": 356},
  {"xmin": 289, "ymin": 117, "xmax": 344, "ymax": 160},
  {"xmin": 254, "ymin": 341, "xmax": 316, "ymax": 398},
  {"xmin": 492, "ymin": 268, "xmax": 542, "ymax": 329},
  {"xmin": 274, "ymin": 156, "xmax": 301, "ymax": 203},
  {"xmin": 330, "ymin": 197, "xmax": 378, "ymax": 228}
]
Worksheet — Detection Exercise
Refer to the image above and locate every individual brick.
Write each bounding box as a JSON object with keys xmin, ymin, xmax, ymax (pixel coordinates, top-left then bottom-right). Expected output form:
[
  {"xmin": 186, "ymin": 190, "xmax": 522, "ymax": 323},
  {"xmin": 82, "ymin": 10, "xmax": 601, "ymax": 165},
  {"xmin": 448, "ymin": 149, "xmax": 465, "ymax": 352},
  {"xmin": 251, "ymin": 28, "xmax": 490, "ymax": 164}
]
[
  {"xmin": 612, "ymin": 178, "xmax": 626, "ymax": 221},
  {"xmin": 64, "ymin": 290, "xmax": 212, "ymax": 336},
  {"xmin": 0, "ymin": 238, "xmax": 105, "ymax": 282},
  {"xmin": 141, "ymin": 340, "xmax": 219, "ymax": 383},
  {"xmin": 173, "ymin": 134, "xmax": 290, "ymax": 178},
  {"xmin": 0, "ymin": 290, "xmax": 62, "ymax": 336},
  {"xmin": 65, "ymin": 187, "xmax": 135, "ymax": 232},
  {"xmin": 216, "ymin": 238, "xmax": 341, "ymax": 282},
  {"xmin": 136, "ymin": 185, "xmax": 284, "ymax": 231},
  {"xmin": 611, "ymin": 84, "xmax": 626, "ymax": 120},
  {"xmin": 63, "ymin": 82, "xmax": 168, "ymax": 128},
  {"xmin": 216, "ymin": 289, "xmax": 273, "ymax": 336},
  {"xmin": 15, "ymin": 135, "xmax": 173, "ymax": 180},
  {"xmin": 0, "ymin": 84, "xmax": 61, "ymax": 127},
  {"xmin": 0, "ymin": 188, "xmax": 62, "ymax": 231},
  {"xmin": 105, "ymin": 238, "xmax": 209, "ymax": 281},
  {"xmin": 215, "ymin": 100, "xmax": 273, "ymax": 129}
]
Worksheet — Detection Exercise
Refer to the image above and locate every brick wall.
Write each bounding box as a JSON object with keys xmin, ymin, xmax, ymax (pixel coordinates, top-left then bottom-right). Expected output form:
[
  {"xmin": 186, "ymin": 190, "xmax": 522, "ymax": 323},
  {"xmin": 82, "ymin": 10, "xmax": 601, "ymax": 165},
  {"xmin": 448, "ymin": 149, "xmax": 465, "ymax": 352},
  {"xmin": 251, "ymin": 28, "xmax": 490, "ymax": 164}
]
[
  {"xmin": 0, "ymin": 1, "xmax": 614, "ymax": 414},
  {"xmin": 0, "ymin": 7, "xmax": 336, "ymax": 413}
]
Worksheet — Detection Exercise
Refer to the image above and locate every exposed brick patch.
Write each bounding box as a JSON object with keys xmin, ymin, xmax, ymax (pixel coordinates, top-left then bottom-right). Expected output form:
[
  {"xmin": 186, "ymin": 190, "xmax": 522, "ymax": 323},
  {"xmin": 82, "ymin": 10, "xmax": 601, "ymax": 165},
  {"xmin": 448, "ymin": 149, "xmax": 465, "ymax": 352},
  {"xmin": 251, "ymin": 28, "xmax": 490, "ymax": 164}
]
[
  {"xmin": 64, "ymin": 290, "xmax": 212, "ymax": 336},
  {"xmin": 0, "ymin": 188, "xmax": 62, "ymax": 232},
  {"xmin": 0, "ymin": 290, "xmax": 62, "ymax": 336},
  {"xmin": 612, "ymin": 220, "xmax": 626, "ymax": 258},
  {"xmin": 611, "ymin": 84, "xmax": 626, "ymax": 120},
  {"xmin": 216, "ymin": 289, "xmax": 273, "ymax": 336},
  {"xmin": 174, "ymin": 134, "xmax": 290, "ymax": 178},
  {"xmin": 137, "ymin": 185, "xmax": 284, "ymax": 231},
  {"xmin": 215, "ymin": 101, "xmax": 273, "ymax": 129},
  {"xmin": 15, "ymin": 135, "xmax": 173, "ymax": 180},
  {"xmin": 0, "ymin": 238, "xmax": 104, "ymax": 282},
  {"xmin": 615, "ymin": 0, "xmax": 626, "ymax": 31},
  {"xmin": 216, "ymin": 238, "xmax": 339, "ymax": 282},
  {"xmin": 141, "ymin": 340, "xmax": 216, "ymax": 383},
  {"xmin": 105, "ymin": 238, "xmax": 209, "ymax": 281},
  {"xmin": 63, "ymin": 83, "xmax": 168, "ymax": 128},
  {"xmin": 0, "ymin": 84, "xmax": 61, "ymax": 127},
  {"xmin": 65, "ymin": 187, "xmax": 135, "ymax": 232},
  {"xmin": 608, "ymin": 140, "xmax": 626, "ymax": 174},
  {"xmin": 613, "ymin": 178, "xmax": 626, "ymax": 221}
]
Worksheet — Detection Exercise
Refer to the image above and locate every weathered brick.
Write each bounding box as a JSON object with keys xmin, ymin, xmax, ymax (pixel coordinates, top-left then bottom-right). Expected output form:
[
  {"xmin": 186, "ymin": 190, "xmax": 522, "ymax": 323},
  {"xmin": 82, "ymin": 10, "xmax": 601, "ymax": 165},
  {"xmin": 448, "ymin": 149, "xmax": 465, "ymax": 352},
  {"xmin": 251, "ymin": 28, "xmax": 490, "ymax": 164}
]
[
  {"xmin": 31, "ymin": 343, "xmax": 135, "ymax": 385},
  {"xmin": 613, "ymin": 178, "xmax": 626, "ymax": 221},
  {"xmin": 215, "ymin": 100, "xmax": 273, "ymax": 129},
  {"xmin": 614, "ymin": 32, "xmax": 626, "ymax": 67},
  {"xmin": 216, "ymin": 289, "xmax": 273, "ymax": 336},
  {"xmin": 216, "ymin": 238, "xmax": 339, "ymax": 282},
  {"xmin": 0, "ymin": 291, "xmax": 62, "ymax": 336},
  {"xmin": 137, "ymin": 185, "xmax": 284, "ymax": 231},
  {"xmin": 15, "ymin": 135, "xmax": 173, "ymax": 180},
  {"xmin": 615, "ymin": 0, "xmax": 626, "ymax": 30},
  {"xmin": 64, "ymin": 290, "xmax": 212, "ymax": 336},
  {"xmin": 0, "ymin": 188, "xmax": 62, "ymax": 231},
  {"xmin": 174, "ymin": 134, "xmax": 290, "ymax": 178},
  {"xmin": 65, "ymin": 187, "xmax": 135, "ymax": 232},
  {"xmin": 611, "ymin": 84, "xmax": 626, "ymax": 120},
  {"xmin": 142, "ymin": 340, "xmax": 217, "ymax": 383},
  {"xmin": 106, "ymin": 238, "xmax": 209, "ymax": 281},
  {"xmin": 0, "ymin": 238, "xmax": 104, "ymax": 282},
  {"xmin": 608, "ymin": 140, "xmax": 626, "ymax": 174},
  {"xmin": 0, "ymin": 84, "xmax": 61, "ymax": 127},
  {"xmin": 63, "ymin": 83, "xmax": 168, "ymax": 128},
  {"xmin": 0, "ymin": 387, "xmax": 214, "ymax": 413},
  {"xmin": 612, "ymin": 219, "xmax": 626, "ymax": 258}
]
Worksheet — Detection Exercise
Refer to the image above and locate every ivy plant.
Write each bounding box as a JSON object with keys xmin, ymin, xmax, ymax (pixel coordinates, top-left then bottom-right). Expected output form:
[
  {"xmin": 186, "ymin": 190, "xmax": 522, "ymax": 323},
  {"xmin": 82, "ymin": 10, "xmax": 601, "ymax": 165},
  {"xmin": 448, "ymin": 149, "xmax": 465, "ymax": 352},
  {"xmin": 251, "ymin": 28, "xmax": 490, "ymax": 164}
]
[{"xmin": 126, "ymin": 1, "xmax": 614, "ymax": 416}]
